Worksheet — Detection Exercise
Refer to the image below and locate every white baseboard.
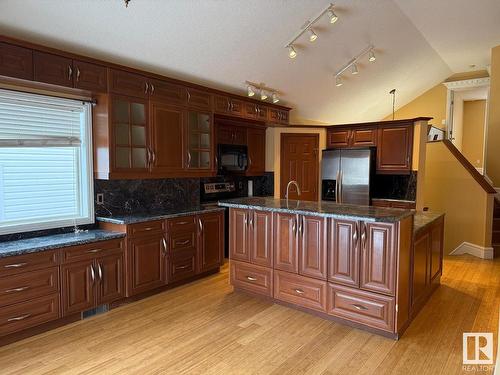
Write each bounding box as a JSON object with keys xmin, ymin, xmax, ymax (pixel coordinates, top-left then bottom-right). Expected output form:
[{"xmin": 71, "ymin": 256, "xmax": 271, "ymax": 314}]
[{"xmin": 450, "ymin": 242, "xmax": 494, "ymax": 259}]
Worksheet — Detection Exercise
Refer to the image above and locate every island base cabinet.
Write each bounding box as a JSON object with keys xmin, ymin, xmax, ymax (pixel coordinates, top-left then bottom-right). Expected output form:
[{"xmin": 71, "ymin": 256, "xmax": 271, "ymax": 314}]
[
  {"xmin": 230, "ymin": 260, "xmax": 273, "ymax": 298},
  {"xmin": 274, "ymin": 270, "xmax": 327, "ymax": 312},
  {"xmin": 327, "ymin": 283, "xmax": 395, "ymax": 332}
]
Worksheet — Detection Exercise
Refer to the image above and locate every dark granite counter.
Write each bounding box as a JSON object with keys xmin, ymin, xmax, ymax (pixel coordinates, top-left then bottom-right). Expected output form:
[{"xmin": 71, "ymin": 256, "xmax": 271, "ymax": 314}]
[
  {"xmin": 413, "ymin": 211, "xmax": 445, "ymax": 236},
  {"xmin": 218, "ymin": 197, "xmax": 413, "ymax": 223},
  {"xmin": 0, "ymin": 230, "xmax": 126, "ymax": 259},
  {"xmin": 96, "ymin": 206, "xmax": 226, "ymax": 225}
]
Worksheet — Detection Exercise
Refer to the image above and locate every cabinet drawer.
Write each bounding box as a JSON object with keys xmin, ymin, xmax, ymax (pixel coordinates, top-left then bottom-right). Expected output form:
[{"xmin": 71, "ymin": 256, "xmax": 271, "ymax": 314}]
[
  {"xmin": 61, "ymin": 239, "xmax": 124, "ymax": 264},
  {"xmin": 128, "ymin": 220, "xmax": 165, "ymax": 238},
  {"xmin": 170, "ymin": 231, "xmax": 196, "ymax": 252},
  {"xmin": 169, "ymin": 251, "xmax": 197, "ymax": 282},
  {"xmin": 274, "ymin": 270, "xmax": 327, "ymax": 312},
  {"xmin": 167, "ymin": 216, "xmax": 197, "ymax": 233},
  {"xmin": 0, "ymin": 293, "xmax": 60, "ymax": 337},
  {"xmin": 0, "ymin": 267, "xmax": 59, "ymax": 307},
  {"xmin": 0, "ymin": 250, "xmax": 58, "ymax": 277},
  {"xmin": 327, "ymin": 283, "xmax": 395, "ymax": 332},
  {"xmin": 230, "ymin": 260, "xmax": 273, "ymax": 298}
]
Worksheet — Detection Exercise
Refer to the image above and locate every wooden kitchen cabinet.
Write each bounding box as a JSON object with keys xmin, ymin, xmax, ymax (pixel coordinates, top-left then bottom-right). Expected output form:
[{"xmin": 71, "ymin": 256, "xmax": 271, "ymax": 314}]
[
  {"xmin": 61, "ymin": 259, "xmax": 95, "ymax": 315},
  {"xmin": 274, "ymin": 212, "xmax": 299, "ymax": 273},
  {"xmin": 73, "ymin": 60, "xmax": 107, "ymax": 92},
  {"xmin": 274, "ymin": 270, "xmax": 327, "ymax": 312},
  {"xmin": 229, "ymin": 208, "xmax": 250, "ymax": 262},
  {"xmin": 186, "ymin": 87, "xmax": 212, "ymax": 110},
  {"xmin": 33, "ymin": 51, "xmax": 73, "ymax": 88},
  {"xmin": 246, "ymin": 127, "xmax": 266, "ymax": 176},
  {"xmin": 230, "ymin": 260, "xmax": 273, "ymax": 297},
  {"xmin": 216, "ymin": 124, "xmax": 246, "ymax": 145},
  {"xmin": 268, "ymin": 108, "xmax": 289, "ymax": 125},
  {"xmin": 197, "ymin": 212, "xmax": 224, "ymax": 273},
  {"xmin": 214, "ymin": 95, "xmax": 244, "ymax": 117},
  {"xmin": 377, "ymin": 124, "xmax": 413, "ymax": 174},
  {"xmin": 0, "ymin": 42, "xmax": 33, "ymax": 80},
  {"xmin": 328, "ymin": 219, "xmax": 359, "ymax": 287},
  {"xmin": 327, "ymin": 127, "xmax": 377, "ymax": 149},
  {"xmin": 148, "ymin": 79, "xmax": 186, "ymax": 105},
  {"xmin": 185, "ymin": 110, "xmax": 214, "ymax": 172},
  {"xmin": 97, "ymin": 253, "xmax": 124, "ymax": 305},
  {"xmin": 108, "ymin": 69, "xmax": 149, "ymax": 99},
  {"xmin": 299, "ymin": 215, "xmax": 327, "ymax": 280}
]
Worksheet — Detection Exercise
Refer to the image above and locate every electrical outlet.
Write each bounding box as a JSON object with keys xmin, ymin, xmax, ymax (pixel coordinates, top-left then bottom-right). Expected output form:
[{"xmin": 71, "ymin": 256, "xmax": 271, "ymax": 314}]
[{"xmin": 96, "ymin": 193, "xmax": 104, "ymax": 205}]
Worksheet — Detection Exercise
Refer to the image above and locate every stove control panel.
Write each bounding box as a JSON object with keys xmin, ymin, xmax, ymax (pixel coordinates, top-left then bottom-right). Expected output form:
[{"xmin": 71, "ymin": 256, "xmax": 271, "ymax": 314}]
[{"xmin": 203, "ymin": 182, "xmax": 236, "ymax": 194}]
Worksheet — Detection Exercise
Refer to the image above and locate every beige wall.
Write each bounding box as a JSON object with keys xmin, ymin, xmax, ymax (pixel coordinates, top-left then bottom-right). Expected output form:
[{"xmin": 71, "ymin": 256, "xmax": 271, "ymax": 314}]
[
  {"xmin": 265, "ymin": 127, "xmax": 326, "ymax": 198},
  {"xmin": 462, "ymin": 100, "xmax": 486, "ymax": 169},
  {"xmin": 486, "ymin": 45, "xmax": 500, "ymax": 187},
  {"xmin": 423, "ymin": 142, "xmax": 493, "ymax": 254}
]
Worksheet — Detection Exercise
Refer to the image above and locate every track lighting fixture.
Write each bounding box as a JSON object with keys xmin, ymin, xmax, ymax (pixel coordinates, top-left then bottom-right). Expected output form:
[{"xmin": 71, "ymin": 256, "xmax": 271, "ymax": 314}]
[
  {"xmin": 308, "ymin": 29, "xmax": 318, "ymax": 42},
  {"xmin": 334, "ymin": 45, "xmax": 376, "ymax": 87},
  {"xmin": 272, "ymin": 92, "xmax": 280, "ymax": 103},
  {"xmin": 247, "ymin": 86, "xmax": 255, "ymax": 97},
  {"xmin": 284, "ymin": 3, "xmax": 338, "ymax": 58},
  {"xmin": 260, "ymin": 90, "xmax": 268, "ymax": 101}
]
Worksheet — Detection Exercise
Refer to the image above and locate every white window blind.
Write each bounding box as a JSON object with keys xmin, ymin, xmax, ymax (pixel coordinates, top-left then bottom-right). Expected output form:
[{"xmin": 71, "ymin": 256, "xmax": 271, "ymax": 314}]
[{"xmin": 0, "ymin": 89, "xmax": 93, "ymax": 235}]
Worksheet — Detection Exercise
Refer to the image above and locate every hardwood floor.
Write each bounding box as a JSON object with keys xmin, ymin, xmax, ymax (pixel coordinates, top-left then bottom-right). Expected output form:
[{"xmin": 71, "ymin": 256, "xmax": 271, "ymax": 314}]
[{"xmin": 0, "ymin": 255, "xmax": 498, "ymax": 375}]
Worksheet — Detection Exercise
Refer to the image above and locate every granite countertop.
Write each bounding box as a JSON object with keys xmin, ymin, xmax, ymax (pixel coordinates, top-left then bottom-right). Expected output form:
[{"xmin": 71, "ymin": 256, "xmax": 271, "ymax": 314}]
[
  {"xmin": 0, "ymin": 230, "xmax": 126, "ymax": 259},
  {"xmin": 218, "ymin": 197, "xmax": 414, "ymax": 223},
  {"xmin": 413, "ymin": 211, "xmax": 445, "ymax": 236},
  {"xmin": 372, "ymin": 198, "xmax": 416, "ymax": 203},
  {"xmin": 96, "ymin": 206, "xmax": 226, "ymax": 225}
]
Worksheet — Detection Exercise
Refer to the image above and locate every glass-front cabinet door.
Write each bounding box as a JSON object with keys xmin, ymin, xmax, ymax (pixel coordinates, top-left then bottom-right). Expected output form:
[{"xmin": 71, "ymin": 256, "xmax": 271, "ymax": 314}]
[
  {"xmin": 186, "ymin": 110, "xmax": 212, "ymax": 170},
  {"xmin": 112, "ymin": 96, "xmax": 149, "ymax": 173}
]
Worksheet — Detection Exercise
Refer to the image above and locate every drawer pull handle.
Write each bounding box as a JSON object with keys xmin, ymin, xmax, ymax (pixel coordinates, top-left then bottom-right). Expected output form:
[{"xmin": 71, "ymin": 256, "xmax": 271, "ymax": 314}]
[
  {"xmin": 4, "ymin": 263, "xmax": 28, "ymax": 269},
  {"xmin": 142, "ymin": 227, "xmax": 154, "ymax": 231},
  {"xmin": 86, "ymin": 249, "xmax": 102, "ymax": 253},
  {"xmin": 175, "ymin": 265, "xmax": 190, "ymax": 270},
  {"xmin": 8, "ymin": 314, "xmax": 31, "ymax": 322},
  {"xmin": 246, "ymin": 276, "xmax": 257, "ymax": 281},
  {"xmin": 176, "ymin": 221, "xmax": 189, "ymax": 225},
  {"xmin": 294, "ymin": 289, "xmax": 305, "ymax": 295},
  {"xmin": 5, "ymin": 286, "xmax": 29, "ymax": 293},
  {"xmin": 175, "ymin": 239, "xmax": 190, "ymax": 246},
  {"xmin": 352, "ymin": 304, "xmax": 368, "ymax": 311}
]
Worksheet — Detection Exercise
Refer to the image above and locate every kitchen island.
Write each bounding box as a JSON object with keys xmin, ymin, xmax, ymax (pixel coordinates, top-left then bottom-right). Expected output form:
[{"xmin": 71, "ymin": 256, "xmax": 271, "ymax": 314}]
[{"xmin": 219, "ymin": 197, "xmax": 444, "ymax": 339}]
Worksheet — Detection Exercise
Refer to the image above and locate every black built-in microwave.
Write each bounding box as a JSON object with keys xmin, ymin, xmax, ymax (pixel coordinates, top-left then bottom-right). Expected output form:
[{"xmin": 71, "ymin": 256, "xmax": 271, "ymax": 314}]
[{"xmin": 217, "ymin": 144, "xmax": 248, "ymax": 174}]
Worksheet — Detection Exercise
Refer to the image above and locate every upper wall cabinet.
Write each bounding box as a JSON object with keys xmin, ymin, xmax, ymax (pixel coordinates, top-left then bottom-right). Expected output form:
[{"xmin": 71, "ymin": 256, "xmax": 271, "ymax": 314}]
[
  {"xmin": 377, "ymin": 124, "xmax": 413, "ymax": 174},
  {"xmin": 34, "ymin": 51, "xmax": 74, "ymax": 88},
  {"xmin": 73, "ymin": 60, "xmax": 107, "ymax": 92},
  {"xmin": 109, "ymin": 69, "xmax": 149, "ymax": 99},
  {"xmin": 327, "ymin": 128, "xmax": 377, "ymax": 149},
  {"xmin": 0, "ymin": 42, "xmax": 33, "ymax": 80}
]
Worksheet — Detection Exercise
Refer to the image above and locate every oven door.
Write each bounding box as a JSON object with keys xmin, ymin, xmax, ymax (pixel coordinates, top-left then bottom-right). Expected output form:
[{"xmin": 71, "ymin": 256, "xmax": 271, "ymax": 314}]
[{"xmin": 217, "ymin": 144, "xmax": 248, "ymax": 174}]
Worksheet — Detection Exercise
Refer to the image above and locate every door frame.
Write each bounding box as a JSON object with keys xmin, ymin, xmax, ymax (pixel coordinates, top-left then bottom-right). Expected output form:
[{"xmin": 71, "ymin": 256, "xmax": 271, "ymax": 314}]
[{"xmin": 279, "ymin": 133, "xmax": 320, "ymax": 201}]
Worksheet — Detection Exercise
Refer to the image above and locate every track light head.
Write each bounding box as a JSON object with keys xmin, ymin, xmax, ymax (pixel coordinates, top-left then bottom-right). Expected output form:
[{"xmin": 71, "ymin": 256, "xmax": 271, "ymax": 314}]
[
  {"xmin": 328, "ymin": 9, "xmax": 338, "ymax": 24},
  {"xmin": 308, "ymin": 29, "xmax": 318, "ymax": 42},
  {"xmin": 260, "ymin": 90, "xmax": 268, "ymax": 101},
  {"xmin": 369, "ymin": 50, "xmax": 376, "ymax": 62},
  {"xmin": 272, "ymin": 92, "xmax": 280, "ymax": 104},
  {"xmin": 288, "ymin": 45, "xmax": 297, "ymax": 59},
  {"xmin": 351, "ymin": 64, "xmax": 359, "ymax": 75},
  {"xmin": 335, "ymin": 75, "xmax": 343, "ymax": 87},
  {"xmin": 247, "ymin": 86, "xmax": 255, "ymax": 97}
]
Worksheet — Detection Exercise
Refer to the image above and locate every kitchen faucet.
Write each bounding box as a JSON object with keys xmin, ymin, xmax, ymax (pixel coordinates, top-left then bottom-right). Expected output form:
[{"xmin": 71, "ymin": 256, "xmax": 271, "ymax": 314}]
[{"xmin": 285, "ymin": 180, "xmax": 301, "ymax": 200}]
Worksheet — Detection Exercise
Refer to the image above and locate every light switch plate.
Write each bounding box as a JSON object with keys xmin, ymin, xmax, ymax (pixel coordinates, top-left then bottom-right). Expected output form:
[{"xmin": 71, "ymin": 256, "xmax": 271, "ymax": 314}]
[{"xmin": 96, "ymin": 193, "xmax": 104, "ymax": 205}]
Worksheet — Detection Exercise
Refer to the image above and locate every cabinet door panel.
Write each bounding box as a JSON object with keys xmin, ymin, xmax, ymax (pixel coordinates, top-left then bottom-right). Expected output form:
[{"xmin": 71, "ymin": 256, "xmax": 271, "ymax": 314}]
[
  {"xmin": 232, "ymin": 126, "xmax": 247, "ymax": 145},
  {"xmin": 97, "ymin": 254, "xmax": 124, "ymax": 305},
  {"xmin": 377, "ymin": 125, "xmax": 413, "ymax": 174},
  {"xmin": 430, "ymin": 220, "xmax": 444, "ymax": 281},
  {"xmin": 412, "ymin": 231, "xmax": 430, "ymax": 307},
  {"xmin": 198, "ymin": 212, "xmax": 223, "ymax": 272},
  {"xmin": 247, "ymin": 127, "xmax": 266, "ymax": 175},
  {"xmin": 149, "ymin": 79, "xmax": 186, "ymax": 105},
  {"xmin": 73, "ymin": 60, "xmax": 107, "ymax": 92},
  {"xmin": 351, "ymin": 128, "xmax": 377, "ymax": 147},
  {"xmin": 249, "ymin": 210, "xmax": 273, "ymax": 267},
  {"xmin": 109, "ymin": 69, "xmax": 148, "ymax": 99},
  {"xmin": 329, "ymin": 219, "xmax": 359, "ymax": 287},
  {"xmin": 150, "ymin": 102, "xmax": 185, "ymax": 175},
  {"xmin": 186, "ymin": 88, "xmax": 211, "ymax": 110},
  {"xmin": 214, "ymin": 95, "xmax": 230, "ymax": 114},
  {"xmin": 274, "ymin": 213, "xmax": 298, "ymax": 273},
  {"xmin": 0, "ymin": 42, "xmax": 33, "ymax": 80},
  {"xmin": 360, "ymin": 222, "xmax": 396, "ymax": 296},
  {"xmin": 217, "ymin": 124, "xmax": 236, "ymax": 144},
  {"xmin": 229, "ymin": 208, "xmax": 250, "ymax": 262},
  {"xmin": 299, "ymin": 215, "xmax": 327, "ymax": 280},
  {"xmin": 61, "ymin": 260, "xmax": 95, "ymax": 315},
  {"xmin": 327, "ymin": 129, "xmax": 350, "ymax": 148},
  {"xmin": 127, "ymin": 235, "xmax": 166, "ymax": 296},
  {"xmin": 33, "ymin": 51, "xmax": 73, "ymax": 87}
]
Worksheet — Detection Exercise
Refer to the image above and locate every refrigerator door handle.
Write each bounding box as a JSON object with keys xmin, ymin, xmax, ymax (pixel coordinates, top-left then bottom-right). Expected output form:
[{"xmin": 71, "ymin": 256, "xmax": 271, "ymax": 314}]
[
  {"xmin": 338, "ymin": 170, "xmax": 343, "ymax": 204},
  {"xmin": 335, "ymin": 171, "xmax": 340, "ymax": 203}
]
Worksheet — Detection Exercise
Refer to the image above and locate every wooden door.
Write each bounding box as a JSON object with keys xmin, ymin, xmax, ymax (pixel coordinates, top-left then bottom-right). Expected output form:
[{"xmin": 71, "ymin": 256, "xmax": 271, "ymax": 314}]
[
  {"xmin": 198, "ymin": 212, "xmax": 224, "ymax": 272},
  {"xmin": 150, "ymin": 102, "xmax": 185, "ymax": 175},
  {"xmin": 33, "ymin": 51, "xmax": 73, "ymax": 87},
  {"xmin": 61, "ymin": 260, "xmax": 95, "ymax": 315},
  {"xmin": 360, "ymin": 222, "xmax": 396, "ymax": 296},
  {"xmin": 249, "ymin": 210, "xmax": 273, "ymax": 267},
  {"xmin": 327, "ymin": 129, "xmax": 350, "ymax": 148},
  {"xmin": 0, "ymin": 42, "xmax": 33, "ymax": 80},
  {"xmin": 73, "ymin": 60, "xmax": 107, "ymax": 92},
  {"xmin": 280, "ymin": 133, "xmax": 319, "ymax": 201},
  {"xmin": 109, "ymin": 69, "xmax": 149, "ymax": 99},
  {"xmin": 328, "ymin": 219, "xmax": 359, "ymax": 287},
  {"xmin": 96, "ymin": 254, "xmax": 124, "ymax": 305},
  {"xmin": 229, "ymin": 208, "xmax": 249, "ymax": 262},
  {"xmin": 274, "ymin": 212, "xmax": 298, "ymax": 273},
  {"xmin": 127, "ymin": 235, "xmax": 166, "ymax": 296},
  {"xmin": 299, "ymin": 215, "xmax": 327, "ymax": 280},
  {"xmin": 247, "ymin": 127, "xmax": 266, "ymax": 175},
  {"xmin": 377, "ymin": 124, "xmax": 413, "ymax": 174}
]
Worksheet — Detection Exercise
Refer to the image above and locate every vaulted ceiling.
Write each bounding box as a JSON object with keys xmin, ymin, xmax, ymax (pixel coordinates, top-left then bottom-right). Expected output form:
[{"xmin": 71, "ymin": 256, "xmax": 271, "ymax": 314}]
[{"xmin": 1, "ymin": 0, "xmax": 499, "ymax": 124}]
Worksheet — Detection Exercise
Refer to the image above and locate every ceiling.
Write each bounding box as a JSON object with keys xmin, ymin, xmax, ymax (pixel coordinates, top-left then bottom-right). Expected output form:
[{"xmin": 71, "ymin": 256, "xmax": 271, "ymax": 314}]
[{"xmin": 0, "ymin": 0, "xmax": 499, "ymax": 125}]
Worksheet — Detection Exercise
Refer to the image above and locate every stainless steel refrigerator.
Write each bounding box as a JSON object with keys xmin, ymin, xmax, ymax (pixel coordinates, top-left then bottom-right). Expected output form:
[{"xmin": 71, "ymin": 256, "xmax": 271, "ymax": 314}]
[{"xmin": 321, "ymin": 148, "xmax": 374, "ymax": 205}]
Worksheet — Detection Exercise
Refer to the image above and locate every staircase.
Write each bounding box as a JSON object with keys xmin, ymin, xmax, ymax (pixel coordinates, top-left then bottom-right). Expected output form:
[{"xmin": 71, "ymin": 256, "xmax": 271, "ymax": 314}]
[{"xmin": 493, "ymin": 199, "xmax": 500, "ymax": 258}]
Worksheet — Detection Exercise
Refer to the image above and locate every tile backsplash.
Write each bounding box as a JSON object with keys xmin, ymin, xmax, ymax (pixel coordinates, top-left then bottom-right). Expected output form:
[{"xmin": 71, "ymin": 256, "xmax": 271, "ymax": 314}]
[{"xmin": 371, "ymin": 171, "xmax": 417, "ymax": 201}]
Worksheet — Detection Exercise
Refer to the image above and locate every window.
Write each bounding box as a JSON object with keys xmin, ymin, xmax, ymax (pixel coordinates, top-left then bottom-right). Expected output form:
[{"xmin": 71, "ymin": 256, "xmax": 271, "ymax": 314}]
[{"xmin": 0, "ymin": 89, "xmax": 93, "ymax": 235}]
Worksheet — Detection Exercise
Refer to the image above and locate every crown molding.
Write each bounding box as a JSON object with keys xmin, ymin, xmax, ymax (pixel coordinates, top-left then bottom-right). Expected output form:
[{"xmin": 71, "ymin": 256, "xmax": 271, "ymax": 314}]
[{"xmin": 442, "ymin": 77, "xmax": 490, "ymax": 89}]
